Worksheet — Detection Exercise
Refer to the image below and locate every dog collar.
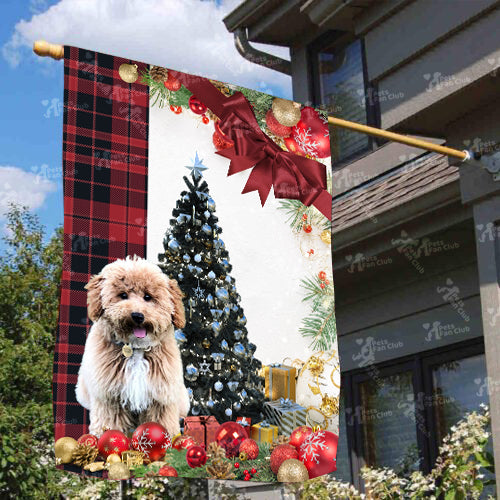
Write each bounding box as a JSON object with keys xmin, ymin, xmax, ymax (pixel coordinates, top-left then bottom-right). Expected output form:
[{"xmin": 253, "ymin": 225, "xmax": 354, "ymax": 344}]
[{"xmin": 114, "ymin": 341, "xmax": 151, "ymax": 358}]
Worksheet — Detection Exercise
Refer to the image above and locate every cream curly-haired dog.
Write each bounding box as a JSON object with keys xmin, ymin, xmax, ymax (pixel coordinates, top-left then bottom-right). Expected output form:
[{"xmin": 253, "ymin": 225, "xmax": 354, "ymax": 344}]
[{"xmin": 75, "ymin": 256, "xmax": 190, "ymax": 437}]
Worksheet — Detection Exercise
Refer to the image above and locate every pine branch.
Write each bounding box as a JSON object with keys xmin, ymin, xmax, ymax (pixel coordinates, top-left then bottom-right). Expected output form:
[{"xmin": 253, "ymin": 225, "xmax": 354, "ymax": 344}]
[
  {"xmin": 140, "ymin": 68, "xmax": 192, "ymax": 109},
  {"xmin": 278, "ymin": 199, "xmax": 330, "ymax": 232},
  {"xmin": 299, "ymin": 304, "xmax": 336, "ymax": 351}
]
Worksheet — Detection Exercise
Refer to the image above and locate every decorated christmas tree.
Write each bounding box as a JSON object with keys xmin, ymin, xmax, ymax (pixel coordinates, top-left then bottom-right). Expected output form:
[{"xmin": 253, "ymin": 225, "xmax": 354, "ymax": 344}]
[{"xmin": 158, "ymin": 153, "xmax": 265, "ymax": 423}]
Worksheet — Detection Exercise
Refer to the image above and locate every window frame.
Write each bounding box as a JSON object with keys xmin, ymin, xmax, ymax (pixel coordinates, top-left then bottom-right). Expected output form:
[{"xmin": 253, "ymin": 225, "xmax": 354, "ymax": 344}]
[
  {"xmin": 308, "ymin": 31, "xmax": 383, "ymax": 167},
  {"xmin": 338, "ymin": 337, "xmax": 486, "ymax": 491}
]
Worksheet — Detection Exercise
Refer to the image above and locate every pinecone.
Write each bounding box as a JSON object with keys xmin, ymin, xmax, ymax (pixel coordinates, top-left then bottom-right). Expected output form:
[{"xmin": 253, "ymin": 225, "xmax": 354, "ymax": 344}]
[
  {"xmin": 207, "ymin": 441, "xmax": 226, "ymax": 460},
  {"xmin": 72, "ymin": 444, "xmax": 99, "ymax": 467},
  {"xmin": 150, "ymin": 65, "xmax": 168, "ymax": 83},
  {"xmin": 270, "ymin": 435, "xmax": 290, "ymax": 452},
  {"xmin": 206, "ymin": 459, "xmax": 236, "ymax": 480},
  {"xmin": 209, "ymin": 79, "xmax": 232, "ymax": 97}
]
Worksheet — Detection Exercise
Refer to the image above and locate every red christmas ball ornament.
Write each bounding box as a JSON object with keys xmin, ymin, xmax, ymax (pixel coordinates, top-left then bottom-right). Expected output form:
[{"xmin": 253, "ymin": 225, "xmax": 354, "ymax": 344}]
[
  {"xmin": 318, "ymin": 271, "xmax": 327, "ymax": 281},
  {"xmin": 299, "ymin": 430, "xmax": 338, "ymax": 478},
  {"xmin": 283, "ymin": 136, "xmax": 304, "ymax": 156},
  {"xmin": 239, "ymin": 438, "xmax": 259, "ymax": 460},
  {"xmin": 189, "ymin": 95, "xmax": 207, "ymax": 115},
  {"xmin": 251, "ymin": 468, "xmax": 257, "ymax": 474},
  {"xmin": 164, "ymin": 73, "xmax": 181, "ymax": 91},
  {"xmin": 215, "ymin": 422, "xmax": 247, "ymax": 458},
  {"xmin": 98, "ymin": 430, "xmax": 129, "ymax": 459},
  {"xmin": 186, "ymin": 445, "xmax": 207, "ymax": 468},
  {"xmin": 158, "ymin": 465, "xmax": 178, "ymax": 477},
  {"xmin": 77, "ymin": 433, "xmax": 98, "ymax": 448},
  {"xmin": 270, "ymin": 444, "xmax": 299, "ymax": 474},
  {"xmin": 131, "ymin": 422, "xmax": 172, "ymax": 462},
  {"xmin": 265, "ymin": 109, "xmax": 292, "ymax": 138},
  {"xmin": 320, "ymin": 283, "xmax": 325, "ymax": 289},
  {"xmin": 212, "ymin": 121, "xmax": 234, "ymax": 151},
  {"xmin": 244, "ymin": 475, "xmax": 250, "ymax": 481},
  {"xmin": 172, "ymin": 435, "xmax": 197, "ymax": 450},
  {"xmin": 234, "ymin": 462, "xmax": 240, "ymax": 469},
  {"xmin": 291, "ymin": 107, "xmax": 330, "ymax": 158},
  {"xmin": 170, "ymin": 105, "xmax": 182, "ymax": 114},
  {"xmin": 289, "ymin": 426, "xmax": 313, "ymax": 451},
  {"xmin": 202, "ymin": 115, "xmax": 209, "ymax": 124},
  {"xmin": 303, "ymin": 224, "xmax": 312, "ymax": 233}
]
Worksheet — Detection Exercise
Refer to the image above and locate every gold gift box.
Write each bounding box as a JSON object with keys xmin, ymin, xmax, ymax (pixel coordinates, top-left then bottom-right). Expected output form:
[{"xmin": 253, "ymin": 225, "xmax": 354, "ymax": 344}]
[
  {"xmin": 262, "ymin": 364, "xmax": 296, "ymax": 400},
  {"xmin": 250, "ymin": 421, "xmax": 279, "ymax": 444}
]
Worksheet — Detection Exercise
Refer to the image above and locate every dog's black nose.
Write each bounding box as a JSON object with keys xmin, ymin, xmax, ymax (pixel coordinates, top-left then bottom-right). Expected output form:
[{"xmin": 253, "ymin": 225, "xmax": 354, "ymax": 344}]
[{"xmin": 131, "ymin": 312, "xmax": 144, "ymax": 324}]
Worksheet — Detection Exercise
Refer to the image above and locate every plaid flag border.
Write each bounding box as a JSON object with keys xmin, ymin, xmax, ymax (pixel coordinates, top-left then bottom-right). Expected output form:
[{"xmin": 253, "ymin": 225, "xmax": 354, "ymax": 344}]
[{"xmin": 54, "ymin": 47, "xmax": 149, "ymax": 443}]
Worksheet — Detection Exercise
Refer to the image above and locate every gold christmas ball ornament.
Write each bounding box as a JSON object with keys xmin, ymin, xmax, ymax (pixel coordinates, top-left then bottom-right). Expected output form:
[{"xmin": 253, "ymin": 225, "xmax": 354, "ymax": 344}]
[
  {"xmin": 119, "ymin": 63, "xmax": 139, "ymax": 84},
  {"xmin": 320, "ymin": 229, "xmax": 331, "ymax": 245},
  {"xmin": 106, "ymin": 453, "xmax": 122, "ymax": 465},
  {"xmin": 55, "ymin": 437, "xmax": 78, "ymax": 464},
  {"xmin": 277, "ymin": 459, "xmax": 309, "ymax": 482},
  {"xmin": 272, "ymin": 98, "xmax": 301, "ymax": 127},
  {"xmin": 108, "ymin": 462, "xmax": 131, "ymax": 480}
]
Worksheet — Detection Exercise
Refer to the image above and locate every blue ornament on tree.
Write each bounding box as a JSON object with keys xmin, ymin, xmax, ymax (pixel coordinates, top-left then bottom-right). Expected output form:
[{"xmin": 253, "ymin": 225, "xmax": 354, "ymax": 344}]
[{"xmin": 168, "ymin": 239, "xmax": 180, "ymax": 252}]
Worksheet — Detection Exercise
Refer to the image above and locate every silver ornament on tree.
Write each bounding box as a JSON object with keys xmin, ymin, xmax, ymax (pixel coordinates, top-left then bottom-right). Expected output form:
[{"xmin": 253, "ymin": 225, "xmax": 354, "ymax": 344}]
[
  {"xmin": 214, "ymin": 380, "xmax": 224, "ymax": 392},
  {"xmin": 216, "ymin": 288, "xmax": 229, "ymax": 302},
  {"xmin": 185, "ymin": 364, "xmax": 199, "ymax": 382},
  {"xmin": 168, "ymin": 239, "xmax": 180, "ymax": 252},
  {"xmin": 211, "ymin": 353, "xmax": 224, "ymax": 370},
  {"xmin": 227, "ymin": 381, "xmax": 239, "ymax": 392}
]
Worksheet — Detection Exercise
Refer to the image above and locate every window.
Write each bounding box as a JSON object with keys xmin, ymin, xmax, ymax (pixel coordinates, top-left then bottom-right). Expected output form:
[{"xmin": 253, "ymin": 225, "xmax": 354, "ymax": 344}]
[
  {"xmin": 335, "ymin": 340, "xmax": 488, "ymax": 490},
  {"xmin": 310, "ymin": 34, "xmax": 380, "ymax": 164}
]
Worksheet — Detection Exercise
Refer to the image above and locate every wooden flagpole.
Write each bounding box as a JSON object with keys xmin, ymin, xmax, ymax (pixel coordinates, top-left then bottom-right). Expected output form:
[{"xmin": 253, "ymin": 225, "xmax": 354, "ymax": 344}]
[{"xmin": 32, "ymin": 39, "xmax": 472, "ymax": 162}]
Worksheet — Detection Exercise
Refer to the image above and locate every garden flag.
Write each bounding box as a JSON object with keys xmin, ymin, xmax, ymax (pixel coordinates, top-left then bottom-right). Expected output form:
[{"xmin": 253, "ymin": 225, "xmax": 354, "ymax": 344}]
[{"xmin": 54, "ymin": 46, "xmax": 339, "ymax": 481}]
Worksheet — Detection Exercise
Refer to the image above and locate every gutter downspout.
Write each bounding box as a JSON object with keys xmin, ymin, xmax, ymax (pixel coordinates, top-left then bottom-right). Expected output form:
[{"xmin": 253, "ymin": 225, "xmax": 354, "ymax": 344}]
[{"xmin": 234, "ymin": 28, "xmax": 291, "ymax": 75}]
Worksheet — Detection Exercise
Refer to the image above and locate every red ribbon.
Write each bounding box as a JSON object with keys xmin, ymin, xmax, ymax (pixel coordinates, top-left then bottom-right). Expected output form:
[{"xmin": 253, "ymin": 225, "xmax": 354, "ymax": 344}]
[{"xmin": 169, "ymin": 72, "xmax": 332, "ymax": 220}]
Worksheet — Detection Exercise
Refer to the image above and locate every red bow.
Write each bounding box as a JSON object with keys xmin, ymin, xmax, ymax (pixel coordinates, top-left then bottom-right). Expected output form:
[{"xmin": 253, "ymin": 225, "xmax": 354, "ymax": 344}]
[{"xmin": 170, "ymin": 72, "xmax": 332, "ymax": 220}]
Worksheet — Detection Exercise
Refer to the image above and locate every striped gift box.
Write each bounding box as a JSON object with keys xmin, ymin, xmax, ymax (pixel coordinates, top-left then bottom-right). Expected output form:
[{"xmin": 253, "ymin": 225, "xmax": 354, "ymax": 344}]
[{"xmin": 263, "ymin": 398, "xmax": 307, "ymax": 435}]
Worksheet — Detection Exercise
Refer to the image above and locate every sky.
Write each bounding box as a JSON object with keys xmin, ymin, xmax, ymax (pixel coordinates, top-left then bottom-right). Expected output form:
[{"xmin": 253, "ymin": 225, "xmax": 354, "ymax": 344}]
[{"xmin": 0, "ymin": 0, "xmax": 291, "ymax": 243}]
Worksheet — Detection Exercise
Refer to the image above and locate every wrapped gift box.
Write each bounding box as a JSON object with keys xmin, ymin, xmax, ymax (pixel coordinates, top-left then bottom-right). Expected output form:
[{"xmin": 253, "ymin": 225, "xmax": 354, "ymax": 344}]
[
  {"xmin": 250, "ymin": 420, "xmax": 278, "ymax": 444},
  {"xmin": 183, "ymin": 416, "xmax": 219, "ymax": 447},
  {"xmin": 236, "ymin": 417, "xmax": 252, "ymax": 437},
  {"xmin": 264, "ymin": 398, "xmax": 307, "ymax": 435},
  {"xmin": 263, "ymin": 364, "xmax": 296, "ymax": 400}
]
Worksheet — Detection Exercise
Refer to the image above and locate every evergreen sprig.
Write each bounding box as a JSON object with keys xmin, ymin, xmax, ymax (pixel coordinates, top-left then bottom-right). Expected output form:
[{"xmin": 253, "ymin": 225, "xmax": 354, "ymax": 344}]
[
  {"xmin": 299, "ymin": 275, "xmax": 336, "ymax": 351},
  {"xmin": 278, "ymin": 199, "xmax": 330, "ymax": 232},
  {"xmin": 141, "ymin": 68, "xmax": 192, "ymax": 109}
]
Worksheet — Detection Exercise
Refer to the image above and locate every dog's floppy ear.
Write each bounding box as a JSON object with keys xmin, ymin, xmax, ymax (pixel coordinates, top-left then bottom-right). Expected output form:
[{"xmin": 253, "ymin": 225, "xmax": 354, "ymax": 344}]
[
  {"xmin": 168, "ymin": 279, "xmax": 186, "ymax": 329},
  {"xmin": 84, "ymin": 274, "xmax": 105, "ymax": 322}
]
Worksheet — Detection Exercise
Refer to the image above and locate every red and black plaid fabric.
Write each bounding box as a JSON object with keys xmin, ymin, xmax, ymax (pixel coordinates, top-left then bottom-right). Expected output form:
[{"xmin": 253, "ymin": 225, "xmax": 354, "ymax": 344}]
[{"xmin": 54, "ymin": 47, "xmax": 149, "ymax": 442}]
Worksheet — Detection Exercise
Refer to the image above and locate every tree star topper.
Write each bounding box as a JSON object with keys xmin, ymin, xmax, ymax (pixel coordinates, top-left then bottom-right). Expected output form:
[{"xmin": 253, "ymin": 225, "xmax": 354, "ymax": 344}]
[{"xmin": 186, "ymin": 152, "xmax": 208, "ymax": 180}]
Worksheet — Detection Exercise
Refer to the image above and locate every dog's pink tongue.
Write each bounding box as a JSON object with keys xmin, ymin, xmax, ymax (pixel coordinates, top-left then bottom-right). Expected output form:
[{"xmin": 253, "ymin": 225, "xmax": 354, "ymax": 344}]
[{"xmin": 133, "ymin": 327, "xmax": 146, "ymax": 338}]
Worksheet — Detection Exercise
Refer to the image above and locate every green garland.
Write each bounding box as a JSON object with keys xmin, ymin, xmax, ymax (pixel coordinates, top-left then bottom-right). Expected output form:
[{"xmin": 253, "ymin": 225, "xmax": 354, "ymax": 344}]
[
  {"xmin": 140, "ymin": 69, "xmax": 192, "ymax": 109},
  {"xmin": 131, "ymin": 443, "xmax": 277, "ymax": 482}
]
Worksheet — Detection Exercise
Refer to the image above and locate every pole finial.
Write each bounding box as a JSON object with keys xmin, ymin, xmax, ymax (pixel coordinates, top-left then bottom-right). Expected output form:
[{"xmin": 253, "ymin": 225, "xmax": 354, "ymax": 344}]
[{"xmin": 33, "ymin": 40, "xmax": 64, "ymax": 60}]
